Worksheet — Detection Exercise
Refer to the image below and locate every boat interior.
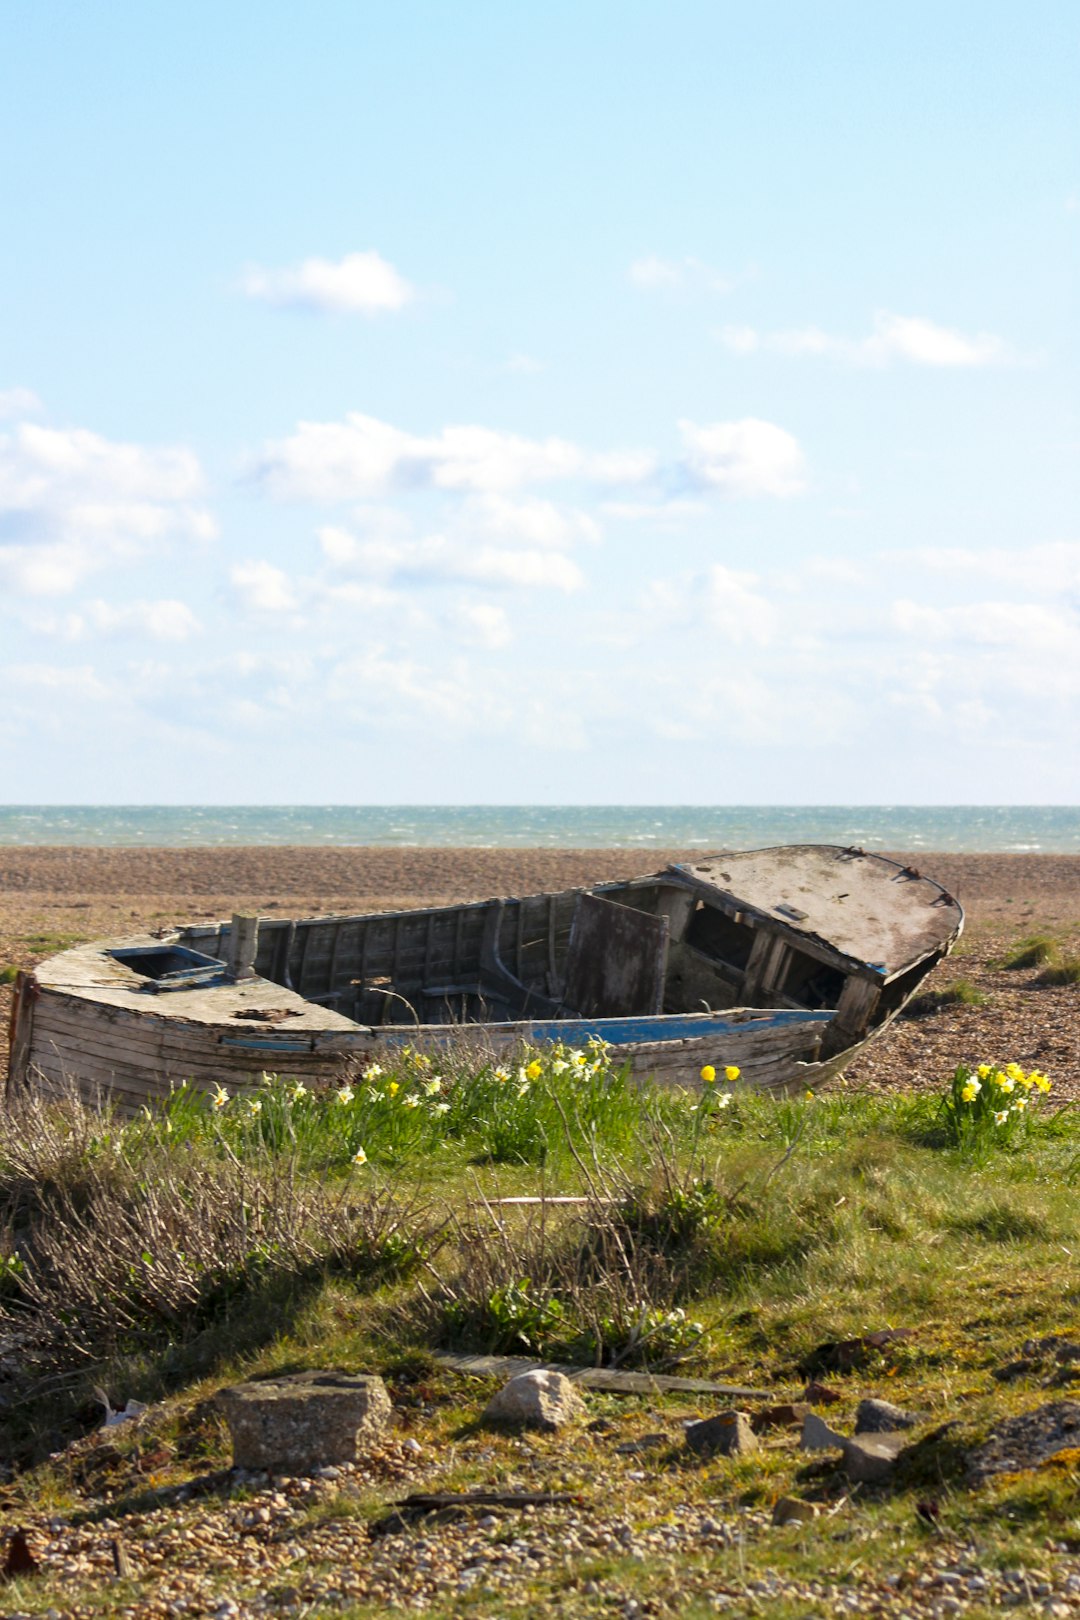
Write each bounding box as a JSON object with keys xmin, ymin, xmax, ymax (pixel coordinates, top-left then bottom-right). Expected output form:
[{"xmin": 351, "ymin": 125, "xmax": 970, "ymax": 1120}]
[{"xmin": 173, "ymin": 869, "xmax": 913, "ymax": 1052}]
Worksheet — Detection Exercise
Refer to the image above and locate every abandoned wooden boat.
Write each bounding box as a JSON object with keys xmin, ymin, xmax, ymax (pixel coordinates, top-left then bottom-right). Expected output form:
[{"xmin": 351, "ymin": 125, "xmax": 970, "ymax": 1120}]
[{"xmin": 7, "ymin": 845, "xmax": 962, "ymax": 1113}]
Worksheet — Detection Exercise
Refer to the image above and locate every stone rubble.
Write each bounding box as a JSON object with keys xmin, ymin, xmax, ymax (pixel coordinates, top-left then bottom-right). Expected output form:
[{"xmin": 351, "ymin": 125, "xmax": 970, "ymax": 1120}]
[{"xmin": 481, "ymin": 1369, "xmax": 587, "ymax": 1431}]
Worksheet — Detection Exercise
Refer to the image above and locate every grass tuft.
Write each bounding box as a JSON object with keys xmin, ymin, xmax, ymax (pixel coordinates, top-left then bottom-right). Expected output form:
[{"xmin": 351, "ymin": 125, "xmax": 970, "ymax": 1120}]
[
  {"xmin": 1037, "ymin": 954, "xmax": 1080, "ymax": 986},
  {"xmin": 998, "ymin": 934, "xmax": 1059, "ymax": 970},
  {"xmin": 906, "ymin": 978, "xmax": 988, "ymax": 1015}
]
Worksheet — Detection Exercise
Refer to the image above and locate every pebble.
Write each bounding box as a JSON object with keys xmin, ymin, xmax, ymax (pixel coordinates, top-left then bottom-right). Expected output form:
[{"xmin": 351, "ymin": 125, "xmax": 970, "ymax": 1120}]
[{"xmin": 9, "ymin": 1440, "xmax": 1080, "ymax": 1619}]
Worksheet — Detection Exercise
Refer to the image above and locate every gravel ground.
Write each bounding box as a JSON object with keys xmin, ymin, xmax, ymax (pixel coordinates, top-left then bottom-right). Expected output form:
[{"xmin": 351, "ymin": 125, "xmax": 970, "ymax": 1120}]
[{"xmin": 5, "ymin": 1445, "xmax": 1080, "ymax": 1619}]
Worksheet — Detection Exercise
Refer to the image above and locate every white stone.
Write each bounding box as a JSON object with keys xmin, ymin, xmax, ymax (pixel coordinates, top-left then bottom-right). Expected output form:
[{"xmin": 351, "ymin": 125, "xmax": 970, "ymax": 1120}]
[{"xmin": 482, "ymin": 1369, "xmax": 587, "ymax": 1431}]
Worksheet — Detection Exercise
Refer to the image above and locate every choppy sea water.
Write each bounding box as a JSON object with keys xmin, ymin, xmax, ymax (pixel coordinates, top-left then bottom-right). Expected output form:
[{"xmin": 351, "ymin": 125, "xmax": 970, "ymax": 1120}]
[{"xmin": 0, "ymin": 806, "xmax": 1077, "ymax": 852}]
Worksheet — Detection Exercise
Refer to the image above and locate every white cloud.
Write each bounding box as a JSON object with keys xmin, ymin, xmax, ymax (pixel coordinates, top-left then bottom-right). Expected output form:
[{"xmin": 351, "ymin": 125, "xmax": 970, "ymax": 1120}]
[
  {"xmin": 257, "ymin": 413, "xmax": 596, "ymax": 500},
  {"xmin": 892, "ymin": 542, "xmax": 1080, "ymax": 596},
  {"xmin": 451, "ymin": 601, "xmax": 512, "ymax": 649},
  {"xmin": 0, "ymin": 415, "xmax": 214, "ymax": 596},
  {"xmin": 4, "ymin": 661, "xmax": 112, "ymax": 700},
  {"xmin": 84, "ymin": 598, "xmax": 202, "ymax": 641},
  {"xmin": 230, "ymin": 559, "xmax": 298, "ymax": 613},
  {"xmin": 892, "ymin": 597, "xmax": 1079, "ymax": 652},
  {"xmin": 463, "ymin": 494, "xmax": 600, "ymax": 548},
  {"xmin": 628, "ymin": 256, "xmax": 734, "ymax": 293},
  {"xmin": 0, "ymin": 387, "xmax": 43, "ymax": 421},
  {"xmin": 240, "ymin": 251, "xmax": 413, "ymax": 314},
  {"xmin": 677, "ymin": 418, "xmax": 806, "ymax": 497},
  {"xmin": 1, "ymin": 423, "xmax": 202, "ymax": 505},
  {"xmin": 646, "ymin": 564, "xmax": 778, "ymax": 646},
  {"xmin": 319, "ymin": 527, "xmax": 585, "ymax": 592},
  {"xmin": 257, "ymin": 410, "xmax": 801, "ymax": 505},
  {"xmin": 716, "ymin": 311, "xmax": 1009, "ymax": 368}
]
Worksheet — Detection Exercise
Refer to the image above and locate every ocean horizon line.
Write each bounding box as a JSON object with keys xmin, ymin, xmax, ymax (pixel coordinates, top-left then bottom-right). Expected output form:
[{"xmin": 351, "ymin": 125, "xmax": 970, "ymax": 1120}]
[{"xmin": 1, "ymin": 804, "xmax": 1078, "ymax": 854}]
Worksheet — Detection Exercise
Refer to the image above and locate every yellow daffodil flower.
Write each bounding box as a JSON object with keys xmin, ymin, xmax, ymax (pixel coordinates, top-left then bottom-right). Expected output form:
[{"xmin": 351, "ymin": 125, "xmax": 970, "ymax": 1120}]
[
  {"xmin": 211, "ymin": 1085, "xmax": 229, "ymax": 1109},
  {"xmin": 336, "ymin": 1085, "xmax": 355, "ymax": 1105},
  {"xmin": 387, "ymin": 1080, "xmax": 400, "ymax": 1097},
  {"xmin": 526, "ymin": 1059, "xmax": 543, "ymax": 1080},
  {"xmin": 352, "ymin": 1146, "xmax": 368, "ymax": 1166},
  {"xmin": 725, "ymin": 1065, "xmax": 741, "ymax": 1082},
  {"xmin": 960, "ymin": 1079, "xmax": 980, "ymax": 1103},
  {"xmin": 977, "ymin": 1063, "xmax": 992, "ymax": 1079},
  {"xmin": 700, "ymin": 1065, "xmax": 716, "ymax": 1084}
]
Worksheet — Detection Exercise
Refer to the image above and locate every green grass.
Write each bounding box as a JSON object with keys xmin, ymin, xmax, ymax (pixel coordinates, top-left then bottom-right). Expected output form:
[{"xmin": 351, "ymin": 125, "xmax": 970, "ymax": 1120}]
[
  {"xmin": 1038, "ymin": 953, "xmax": 1080, "ymax": 986},
  {"xmin": 17, "ymin": 930, "xmax": 88, "ymax": 954},
  {"xmin": 999, "ymin": 933, "xmax": 1060, "ymax": 970},
  {"xmin": 2, "ymin": 1053, "xmax": 1080, "ymax": 1617},
  {"xmin": 0, "ymin": 964, "xmax": 18, "ymax": 984},
  {"xmin": 905, "ymin": 977, "xmax": 988, "ymax": 1014}
]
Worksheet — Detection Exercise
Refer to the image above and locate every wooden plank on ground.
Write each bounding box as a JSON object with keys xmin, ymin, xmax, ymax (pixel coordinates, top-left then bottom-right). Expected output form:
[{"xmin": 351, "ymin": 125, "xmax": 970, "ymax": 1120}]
[{"xmin": 431, "ymin": 1351, "xmax": 776, "ymax": 1398}]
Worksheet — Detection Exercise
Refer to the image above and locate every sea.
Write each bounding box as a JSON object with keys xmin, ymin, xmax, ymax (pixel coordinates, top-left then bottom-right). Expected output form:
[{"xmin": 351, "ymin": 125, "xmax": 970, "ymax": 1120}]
[{"xmin": 0, "ymin": 806, "xmax": 1077, "ymax": 852}]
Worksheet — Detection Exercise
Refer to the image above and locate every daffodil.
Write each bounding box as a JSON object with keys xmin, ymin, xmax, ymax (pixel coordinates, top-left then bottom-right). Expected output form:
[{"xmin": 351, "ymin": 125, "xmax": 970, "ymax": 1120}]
[
  {"xmin": 493, "ymin": 1066, "xmax": 509, "ymax": 1083},
  {"xmin": 552, "ymin": 1058, "xmax": 569, "ymax": 1075},
  {"xmin": 248, "ymin": 1098, "xmax": 262, "ymax": 1116},
  {"xmin": 423, "ymin": 1077, "xmax": 442, "ymax": 1095},
  {"xmin": 725, "ymin": 1065, "xmax": 741, "ymax": 1082},
  {"xmin": 570, "ymin": 1051, "xmax": 587, "ymax": 1070},
  {"xmin": 977, "ymin": 1063, "xmax": 992, "ymax": 1079},
  {"xmin": 805, "ymin": 1089, "xmax": 815, "ymax": 1100},
  {"xmin": 290, "ymin": 1082, "xmax": 307, "ymax": 1102},
  {"xmin": 363, "ymin": 1063, "xmax": 383, "ymax": 1081},
  {"xmin": 352, "ymin": 1146, "xmax": 368, "ymax": 1166},
  {"xmin": 994, "ymin": 1109, "xmax": 1008, "ymax": 1125},
  {"xmin": 403, "ymin": 1095, "xmax": 420, "ymax": 1109},
  {"xmin": 526, "ymin": 1059, "xmax": 543, "ymax": 1080},
  {"xmin": 999, "ymin": 1076, "xmax": 1015, "ymax": 1094},
  {"xmin": 1013, "ymin": 1095, "xmax": 1027, "ymax": 1111},
  {"xmin": 1005, "ymin": 1062, "xmax": 1025, "ymax": 1083},
  {"xmin": 700, "ymin": 1065, "xmax": 716, "ymax": 1084},
  {"xmin": 211, "ymin": 1084, "xmax": 229, "ymax": 1109},
  {"xmin": 432, "ymin": 1100, "xmax": 450, "ymax": 1115},
  {"xmin": 716, "ymin": 1092, "xmax": 734, "ymax": 1110},
  {"xmin": 960, "ymin": 1079, "xmax": 980, "ymax": 1103},
  {"xmin": 1032, "ymin": 1071, "xmax": 1052, "ymax": 1094},
  {"xmin": 387, "ymin": 1080, "xmax": 400, "ymax": 1097},
  {"xmin": 336, "ymin": 1084, "xmax": 355, "ymax": 1105}
]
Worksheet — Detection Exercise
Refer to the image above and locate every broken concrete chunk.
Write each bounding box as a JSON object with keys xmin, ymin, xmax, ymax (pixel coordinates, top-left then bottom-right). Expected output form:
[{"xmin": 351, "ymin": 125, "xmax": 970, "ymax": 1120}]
[
  {"xmin": 800, "ymin": 1411, "xmax": 846, "ymax": 1452},
  {"xmin": 854, "ymin": 1398, "xmax": 918, "ymax": 1433},
  {"xmin": 965, "ymin": 1400, "xmax": 1080, "ymax": 1481},
  {"xmin": 685, "ymin": 1411, "xmax": 759, "ymax": 1456},
  {"xmin": 802, "ymin": 1380, "xmax": 843, "ymax": 1405},
  {"xmin": 751, "ymin": 1402, "xmax": 811, "ymax": 1434},
  {"xmin": 842, "ymin": 1432, "xmax": 907, "ymax": 1483},
  {"xmin": 772, "ymin": 1495, "xmax": 819, "ymax": 1526},
  {"xmin": 216, "ymin": 1370, "xmax": 391, "ymax": 1472},
  {"xmin": 482, "ymin": 1370, "xmax": 587, "ymax": 1432}
]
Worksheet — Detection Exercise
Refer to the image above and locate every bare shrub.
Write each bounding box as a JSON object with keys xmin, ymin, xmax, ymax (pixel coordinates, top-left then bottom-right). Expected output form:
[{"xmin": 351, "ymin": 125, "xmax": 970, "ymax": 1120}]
[{"xmin": 0, "ymin": 1083, "xmax": 439, "ymax": 1384}]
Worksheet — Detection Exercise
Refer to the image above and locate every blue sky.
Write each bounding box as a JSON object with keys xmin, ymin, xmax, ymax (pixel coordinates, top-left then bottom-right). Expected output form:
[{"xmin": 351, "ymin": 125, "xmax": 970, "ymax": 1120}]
[{"xmin": 1, "ymin": 0, "xmax": 1077, "ymax": 803}]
